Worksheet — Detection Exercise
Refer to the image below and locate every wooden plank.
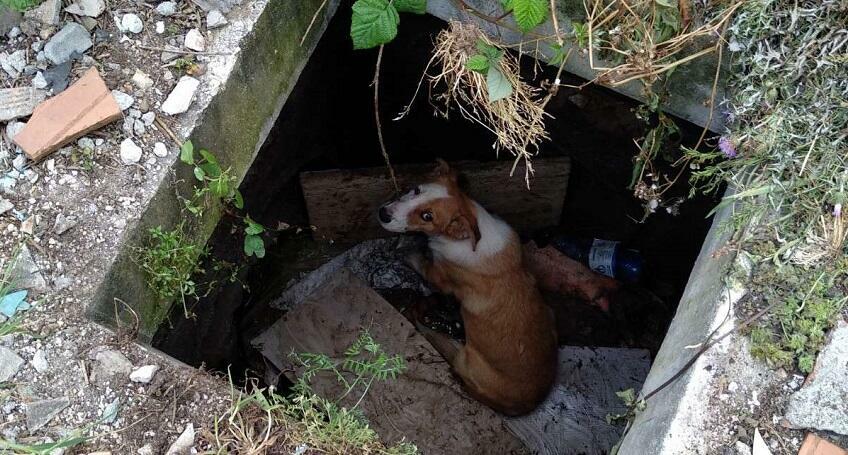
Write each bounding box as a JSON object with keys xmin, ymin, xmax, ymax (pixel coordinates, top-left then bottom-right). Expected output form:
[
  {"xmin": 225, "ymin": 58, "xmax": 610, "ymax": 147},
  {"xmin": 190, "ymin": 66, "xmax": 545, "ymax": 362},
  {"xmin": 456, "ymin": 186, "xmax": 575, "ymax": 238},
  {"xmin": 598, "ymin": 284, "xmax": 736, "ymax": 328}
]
[
  {"xmin": 253, "ymin": 269, "xmax": 529, "ymax": 455},
  {"xmin": 0, "ymin": 86, "xmax": 47, "ymax": 122},
  {"xmin": 300, "ymin": 157, "xmax": 570, "ymax": 242}
]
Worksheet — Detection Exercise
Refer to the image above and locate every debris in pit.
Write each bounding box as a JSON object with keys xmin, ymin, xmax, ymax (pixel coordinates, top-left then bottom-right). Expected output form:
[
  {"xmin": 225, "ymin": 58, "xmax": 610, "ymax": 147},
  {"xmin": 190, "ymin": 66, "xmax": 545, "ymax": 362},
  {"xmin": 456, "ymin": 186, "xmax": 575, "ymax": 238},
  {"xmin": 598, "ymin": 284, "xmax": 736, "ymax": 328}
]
[
  {"xmin": 14, "ymin": 67, "xmax": 122, "ymax": 161},
  {"xmin": 0, "ymin": 87, "xmax": 46, "ymax": 122},
  {"xmin": 254, "ymin": 269, "xmax": 528, "ymax": 454}
]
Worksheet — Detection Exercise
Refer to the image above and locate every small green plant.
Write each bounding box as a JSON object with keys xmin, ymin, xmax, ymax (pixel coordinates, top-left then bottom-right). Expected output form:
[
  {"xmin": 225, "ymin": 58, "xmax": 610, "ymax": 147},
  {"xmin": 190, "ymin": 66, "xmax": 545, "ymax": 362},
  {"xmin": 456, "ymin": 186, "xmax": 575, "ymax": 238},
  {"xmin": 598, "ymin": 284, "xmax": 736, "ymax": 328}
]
[
  {"xmin": 208, "ymin": 331, "xmax": 416, "ymax": 454},
  {"xmin": 465, "ymin": 40, "xmax": 513, "ymax": 102},
  {"xmin": 0, "ymin": 0, "xmax": 40, "ymax": 12},
  {"xmin": 500, "ymin": 0, "xmax": 550, "ymax": 33},
  {"xmin": 243, "ymin": 216, "xmax": 266, "ymax": 258},
  {"xmin": 133, "ymin": 224, "xmax": 205, "ymax": 317},
  {"xmin": 180, "ymin": 141, "xmax": 243, "ymax": 215},
  {"xmin": 70, "ymin": 145, "xmax": 95, "ymax": 171}
]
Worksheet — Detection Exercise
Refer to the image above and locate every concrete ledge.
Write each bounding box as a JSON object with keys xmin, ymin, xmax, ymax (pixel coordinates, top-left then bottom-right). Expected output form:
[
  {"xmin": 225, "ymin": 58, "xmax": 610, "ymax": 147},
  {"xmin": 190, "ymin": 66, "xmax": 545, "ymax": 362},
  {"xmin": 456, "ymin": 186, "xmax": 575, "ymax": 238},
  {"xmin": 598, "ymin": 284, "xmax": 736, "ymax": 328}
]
[
  {"xmin": 88, "ymin": 0, "xmax": 341, "ymax": 342},
  {"xmin": 427, "ymin": 0, "xmax": 726, "ymax": 132}
]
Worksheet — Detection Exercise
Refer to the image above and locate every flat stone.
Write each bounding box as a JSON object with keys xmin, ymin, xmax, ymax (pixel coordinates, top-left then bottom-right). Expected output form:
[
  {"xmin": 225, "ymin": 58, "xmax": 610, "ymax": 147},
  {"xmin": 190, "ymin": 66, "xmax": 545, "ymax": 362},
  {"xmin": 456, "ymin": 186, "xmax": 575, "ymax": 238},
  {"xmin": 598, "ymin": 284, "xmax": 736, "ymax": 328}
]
[
  {"xmin": 133, "ymin": 119, "xmax": 145, "ymax": 136},
  {"xmin": 0, "ymin": 6, "xmax": 21, "ymax": 36},
  {"xmin": 0, "ymin": 87, "xmax": 47, "ymax": 122},
  {"xmin": 153, "ymin": 142, "xmax": 168, "ymax": 157},
  {"xmin": 165, "ymin": 423, "xmax": 195, "ymax": 455},
  {"xmin": 30, "ymin": 349, "xmax": 48, "ymax": 373},
  {"xmin": 64, "ymin": 0, "xmax": 105, "ymax": 17},
  {"xmin": 111, "ymin": 90, "xmax": 134, "ymax": 111},
  {"xmin": 0, "ymin": 50, "xmax": 26, "ymax": 78},
  {"xmin": 14, "ymin": 68, "xmax": 121, "ymax": 161},
  {"xmin": 0, "ymin": 198, "xmax": 12, "ymax": 215},
  {"xmin": 132, "ymin": 70, "xmax": 154, "ymax": 90},
  {"xmin": 156, "ymin": 1, "xmax": 177, "ymax": 16},
  {"xmin": 42, "ymin": 54, "xmax": 78, "ymax": 93},
  {"xmin": 119, "ymin": 138, "xmax": 142, "ymax": 164},
  {"xmin": 129, "ymin": 364, "xmax": 159, "ymax": 383},
  {"xmin": 184, "ymin": 28, "xmax": 205, "ymax": 51},
  {"xmin": 798, "ymin": 434, "xmax": 848, "ymax": 455},
  {"xmin": 120, "ymin": 13, "xmax": 143, "ymax": 34},
  {"xmin": 25, "ymin": 398, "xmax": 69, "ymax": 431},
  {"xmin": 24, "ymin": 0, "xmax": 61, "ymax": 25},
  {"xmin": 142, "ymin": 112, "xmax": 156, "ymax": 126},
  {"xmin": 206, "ymin": 9, "xmax": 227, "ymax": 29},
  {"xmin": 53, "ymin": 213, "xmax": 77, "ymax": 234},
  {"xmin": 0, "ymin": 346, "xmax": 24, "ymax": 382},
  {"xmin": 160, "ymin": 76, "xmax": 199, "ymax": 115},
  {"xmin": 32, "ymin": 71, "xmax": 48, "ymax": 89},
  {"xmin": 93, "ymin": 349, "xmax": 133, "ymax": 376},
  {"xmin": 786, "ymin": 321, "xmax": 848, "ymax": 436},
  {"xmin": 44, "ymin": 22, "xmax": 92, "ymax": 65},
  {"xmin": 10, "ymin": 245, "xmax": 47, "ymax": 292}
]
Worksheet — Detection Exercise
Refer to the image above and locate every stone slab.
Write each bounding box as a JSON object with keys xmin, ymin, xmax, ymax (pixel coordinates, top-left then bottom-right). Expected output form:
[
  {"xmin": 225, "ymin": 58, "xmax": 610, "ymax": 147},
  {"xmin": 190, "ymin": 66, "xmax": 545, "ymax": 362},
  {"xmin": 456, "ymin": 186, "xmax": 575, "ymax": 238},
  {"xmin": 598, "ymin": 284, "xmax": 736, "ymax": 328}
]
[
  {"xmin": 0, "ymin": 86, "xmax": 47, "ymax": 122},
  {"xmin": 25, "ymin": 397, "xmax": 70, "ymax": 431},
  {"xmin": 14, "ymin": 67, "xmax": 121, "ymax": 162}
]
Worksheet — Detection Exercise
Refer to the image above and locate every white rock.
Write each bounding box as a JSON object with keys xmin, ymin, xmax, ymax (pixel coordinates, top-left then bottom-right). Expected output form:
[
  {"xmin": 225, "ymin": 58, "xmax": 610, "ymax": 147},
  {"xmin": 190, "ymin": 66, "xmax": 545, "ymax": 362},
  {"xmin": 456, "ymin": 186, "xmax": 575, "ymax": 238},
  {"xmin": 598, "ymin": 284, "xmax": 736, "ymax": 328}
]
[
  {"xmin": 156, "ymin": 1, "xmax": 177, "ymax": 16},
  {"xmin": 165, "ymin": 423, "xmax": 195, "ymax": 455},
  {"xmin": 160, "ymin": 76, "xmax": 199, "ymax": 115},
  {"xmin": 6, "ymin": 121, "xmax": 26, "ymax": 140},
  {"xmin": 752, "ymin": 429, "xmax": 772, "ymax": 455},
  {"xmin": 31, "ymin": 350, "xmax": 48, "ymax": 373},
  {"xmin": 0, "ymin": 199, "xmax": 12, "ymax": 216},
  {"xmin": 119, "ymin": 138, "xmax": 142, "ymax": 164},
  {"xmin": 120, "ymin": 13, "xmax": 143, "ymax": 34},
  {"xmin": 206, "ymin": 9, "xmax": 227, "ymax": 29},
  {"xmin": 32, "ymin": 71, "xmax": 48, "ymax": 89},
  {"xmin": 129, "ymin": 365, "xmax": 159, "ymax": 383},
  {"xmin": 133, "ymin": 119, "xmax": 145, "ymax": 136},
  {"xmin": 142, "ymin": 112, "xmax": 156, "ymax": 126},
  {"xmin": 7, "ymin": 27, "xmax": 20, "ymax": 39},
  {"xmin": 132, "ymin": 70, "xmax": 154, "ymax": 90},
  {"xmin": 0, "ymin": 346, "xmax": 24, "ymax": 382},
  {"xmin": 93, "ymin": 349, "xmax": 133, "ymax": 376},
  {"xmin": 155, "ymin": 21, "xmax": 165, "ymax": 34},
  {"xmin": 65, "ymin": 0, "xmax": 105, "ymax": 17},
  {"xmin": 111, "ymin": 90, "xmax": 134, "ymax": 111},
  {"xmin": 137, "ymin": 444, "xmax": 154, "ymax": 455},
  {"xmin": 153, "ymin": 142, "xmax": 168, "ymax": 157},
  {"xmin": 184, "ymin": 28, "xmax": 205, "ymax": 51}
]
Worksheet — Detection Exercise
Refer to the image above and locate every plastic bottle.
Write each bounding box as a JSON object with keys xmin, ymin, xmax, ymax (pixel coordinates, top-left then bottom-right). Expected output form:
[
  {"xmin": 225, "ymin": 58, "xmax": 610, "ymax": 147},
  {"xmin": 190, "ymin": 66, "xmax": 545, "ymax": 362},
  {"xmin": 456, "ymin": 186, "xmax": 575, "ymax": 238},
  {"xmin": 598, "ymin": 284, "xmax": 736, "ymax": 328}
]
[{"xmin": 545, "ymin": 236, "xmax": 644, "ymax": 283}]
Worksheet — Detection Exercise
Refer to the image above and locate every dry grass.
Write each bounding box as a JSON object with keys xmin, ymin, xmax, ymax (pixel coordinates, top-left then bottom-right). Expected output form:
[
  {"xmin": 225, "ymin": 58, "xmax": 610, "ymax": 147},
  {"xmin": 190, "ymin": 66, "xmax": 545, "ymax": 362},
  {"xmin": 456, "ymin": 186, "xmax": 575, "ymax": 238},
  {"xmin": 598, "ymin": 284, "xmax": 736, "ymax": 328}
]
[{"xmin": 405, "ymin": 21, "xmax": 551, "ymax": 186}]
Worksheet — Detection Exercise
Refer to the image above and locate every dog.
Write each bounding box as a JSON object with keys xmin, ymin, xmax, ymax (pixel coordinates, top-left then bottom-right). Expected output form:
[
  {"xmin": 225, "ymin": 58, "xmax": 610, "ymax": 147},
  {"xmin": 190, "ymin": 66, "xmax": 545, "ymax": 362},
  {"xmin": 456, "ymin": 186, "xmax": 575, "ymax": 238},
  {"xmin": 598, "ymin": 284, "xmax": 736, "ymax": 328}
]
[{"xmin": 378, "ymin": 160, "xmax": 557, "ymax": 416}]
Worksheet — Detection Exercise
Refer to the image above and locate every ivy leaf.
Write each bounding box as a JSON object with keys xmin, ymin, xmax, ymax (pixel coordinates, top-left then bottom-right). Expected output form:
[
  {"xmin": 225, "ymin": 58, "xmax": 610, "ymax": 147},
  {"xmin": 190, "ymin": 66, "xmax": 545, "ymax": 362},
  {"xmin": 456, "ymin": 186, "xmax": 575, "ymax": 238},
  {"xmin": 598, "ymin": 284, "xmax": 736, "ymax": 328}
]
[
  {"xmin": 199, "ymin": 162, "xmax": 222, "ymax": 179},
  {"xmin": 350, "ymin": 0, "xmax": 399, "ymax": 50},
  {"xmin": 394, "ymin": 0, "xmax": 426, "ymax": 14},
  {"xmin": 500, "ymin": 0, "xmax": 514, "ymax": 12},
  {"xmin": 466, "ymin": 55, "xmax": 490, "ymax": 73},
  {"xmin": 193, "ymin": 166, "xmax": 205, "ymax": 181},
  {"xmin": 486, "ymin": 65, "xmax": 513, "ymax": 102},
  {"xmin": 233, "ymin": 190, "xmax": 244, "ymax": 209},
  {"xmin": 512, "ymin": 0, "xmax": 548, "ymax": 32},
  {"xmin": 180, "ymin": 141, "xmax": 194, "ymax": 164},
  {"xmin": 210, "ymin": 177, "xmax": 229, "ymax": 198},
  {"xmin": 244, "ymin": 234, "xmax": 265, "ymax": 258},
  {"xmin": 199, "ymin": 149, "xmax": 218, "ymax": 165},
  {"xmin": 244, "ymin": 216, "xmax": 265, "ymax": 235}
]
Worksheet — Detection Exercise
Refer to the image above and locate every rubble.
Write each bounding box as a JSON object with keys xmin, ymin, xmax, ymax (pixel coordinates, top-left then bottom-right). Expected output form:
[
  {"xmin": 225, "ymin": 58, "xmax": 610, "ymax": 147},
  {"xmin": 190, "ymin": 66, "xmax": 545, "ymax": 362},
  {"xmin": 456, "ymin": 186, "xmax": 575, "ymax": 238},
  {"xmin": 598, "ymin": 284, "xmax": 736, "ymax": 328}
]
[
  {"xmin": 184, "ymin": 28, "xmax": 206, "ymax": 51},
  {"xmin": 43, "ymin": 22, "xmax": 92, "ymax": 64},
  {"xmin": 160, "ymin": 76, "xmax": 200, "ymax": 115},
  {"xmin": 0, "ymin": 87, "xmax": 46, "ymax": 122}
]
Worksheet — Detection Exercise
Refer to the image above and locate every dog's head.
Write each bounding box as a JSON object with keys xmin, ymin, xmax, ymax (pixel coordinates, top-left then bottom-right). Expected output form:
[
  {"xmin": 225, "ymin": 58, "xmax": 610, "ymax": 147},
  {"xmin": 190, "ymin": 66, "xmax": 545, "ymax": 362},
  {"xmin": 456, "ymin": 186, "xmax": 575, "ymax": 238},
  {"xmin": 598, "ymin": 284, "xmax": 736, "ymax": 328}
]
[{"xmin": 378, "ymin": 160, "xmax": 481, "ymax": 250}]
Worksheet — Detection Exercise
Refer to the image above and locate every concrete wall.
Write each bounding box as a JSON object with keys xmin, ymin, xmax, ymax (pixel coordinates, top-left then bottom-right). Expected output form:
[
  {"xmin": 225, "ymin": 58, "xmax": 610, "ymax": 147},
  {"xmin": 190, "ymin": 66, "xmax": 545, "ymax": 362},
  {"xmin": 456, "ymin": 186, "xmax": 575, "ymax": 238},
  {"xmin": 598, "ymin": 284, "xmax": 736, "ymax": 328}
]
[{"xmin": 88, "ymin": 0, "xmax": 341, "ymax": 342}]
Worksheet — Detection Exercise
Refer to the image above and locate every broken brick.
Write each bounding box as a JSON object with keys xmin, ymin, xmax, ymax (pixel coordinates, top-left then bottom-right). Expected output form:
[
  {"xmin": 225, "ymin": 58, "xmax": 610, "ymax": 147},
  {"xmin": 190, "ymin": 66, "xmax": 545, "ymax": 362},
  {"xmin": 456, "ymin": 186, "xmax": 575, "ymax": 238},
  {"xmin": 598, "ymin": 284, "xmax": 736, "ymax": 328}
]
[
  {"xmin": 13, "ymin": 67, "xmax": 121, "ymax": 161},
  {"xmin": 798, "ymin": 434, "xmax": 847, "ymax": 455}
]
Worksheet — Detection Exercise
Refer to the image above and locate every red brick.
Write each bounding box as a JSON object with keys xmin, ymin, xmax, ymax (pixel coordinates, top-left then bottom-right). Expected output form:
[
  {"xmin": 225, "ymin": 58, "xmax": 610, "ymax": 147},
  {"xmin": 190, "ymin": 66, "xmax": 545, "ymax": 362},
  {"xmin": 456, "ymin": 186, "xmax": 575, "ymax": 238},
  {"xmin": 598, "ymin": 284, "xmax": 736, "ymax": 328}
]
[
  {"xmin": 14, "ymin": 67, "xmax": 122, "ymax": 161},
  {"xmin": 798, "ymin": 434, "xmax": 848, "ymax": 455}
]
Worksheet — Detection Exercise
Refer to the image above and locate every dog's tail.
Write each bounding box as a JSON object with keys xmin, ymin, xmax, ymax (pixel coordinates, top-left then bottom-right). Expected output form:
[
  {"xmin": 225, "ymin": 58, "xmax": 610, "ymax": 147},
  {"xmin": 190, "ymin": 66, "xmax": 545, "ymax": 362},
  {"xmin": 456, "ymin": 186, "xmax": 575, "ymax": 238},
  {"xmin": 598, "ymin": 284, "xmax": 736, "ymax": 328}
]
[{"xmin": 415, "ymin": 322, "xmax": 462, "ymax": 364}]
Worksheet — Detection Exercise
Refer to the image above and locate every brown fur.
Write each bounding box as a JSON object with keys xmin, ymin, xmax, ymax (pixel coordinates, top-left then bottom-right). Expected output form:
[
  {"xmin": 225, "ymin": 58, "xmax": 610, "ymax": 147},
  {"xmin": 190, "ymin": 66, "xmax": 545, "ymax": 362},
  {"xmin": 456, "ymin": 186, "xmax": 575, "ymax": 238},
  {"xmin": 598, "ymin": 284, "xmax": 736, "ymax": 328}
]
[{"xmin": 399, "ymin": 161, "xmax": 557, "ymax": 416}]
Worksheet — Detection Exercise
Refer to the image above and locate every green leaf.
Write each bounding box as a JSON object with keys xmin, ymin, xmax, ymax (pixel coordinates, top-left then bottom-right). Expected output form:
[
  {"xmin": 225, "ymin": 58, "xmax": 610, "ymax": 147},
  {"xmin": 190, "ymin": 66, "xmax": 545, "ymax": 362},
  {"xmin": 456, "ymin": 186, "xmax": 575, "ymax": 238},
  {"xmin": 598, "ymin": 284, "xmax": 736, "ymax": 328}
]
[
  {"xmin": 1, "ymin": 0, "xmax": 40, "ymax": 12},
  {"xmin": 244, "ymin": 234, "xmax": 265, "ymax": 258},
  {"xmin": 199, "ymin": 162, "xmax": 222, "ymax": 179},
  {"xmin": 394, "ymin": 0, "xmax": 426, "ymax": 14},
  {"xmin": 180, "ymin": 141, "xmax": 194, "ymax": 164},
  {"xmin": 549, "ymin": 43, "xmax": 566, "ymax": 66},
  {"xmin": 500, "ymin": 0, "xmax": 514, "ymax": 12},
  {"xmin": 486, "ymin": 66, "xmax": 513, "ymax": 102},
  {"xmin": 199, "ymin": 149, "xmax": 218, "ymax": 165},
  {"xmin": 244, "ymin": 216, "xmax": 265, "ymax": 235},
  {"xmin": 466, "ymin": 55, "xmax": 490, "ymax": 73},
  {"xmin": 193, "ymin": 166, "xmax": 206, "ymax": 181},
  {"xmin": 233, "ymin": 190, "xmax": 244, "ymax": 209},
  {"xmin": 350, "ymin": 0, "xmax": 399, "ymax": 50},
  {"xmin": 476, "ymin": 40, "xmax": 503, "ymax": 61},
  {"xmin": 512, "ymin": 0, "xmax": 548, "ymax": 32},
  {"xmin": 210, "ymin": 177, "xmax": 229, "ymax": 197}
]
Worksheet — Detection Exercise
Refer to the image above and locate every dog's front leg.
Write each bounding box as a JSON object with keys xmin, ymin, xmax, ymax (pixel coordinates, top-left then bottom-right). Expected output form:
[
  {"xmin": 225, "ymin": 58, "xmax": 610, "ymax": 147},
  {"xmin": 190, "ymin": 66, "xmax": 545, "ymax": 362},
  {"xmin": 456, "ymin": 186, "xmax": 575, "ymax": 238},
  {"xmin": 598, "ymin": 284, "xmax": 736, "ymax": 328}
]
[{"xmin": 406, "ymin": 253, "xmax": 455, "ymax": 294}]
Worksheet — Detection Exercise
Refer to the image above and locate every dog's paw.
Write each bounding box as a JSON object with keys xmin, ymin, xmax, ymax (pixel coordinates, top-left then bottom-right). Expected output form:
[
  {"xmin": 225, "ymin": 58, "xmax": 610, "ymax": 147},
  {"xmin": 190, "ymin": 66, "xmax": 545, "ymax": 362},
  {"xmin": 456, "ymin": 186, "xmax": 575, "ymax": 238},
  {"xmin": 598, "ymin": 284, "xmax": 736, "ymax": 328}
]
[{"xmin": 405, "ymin": 252, "xmax": 426, "ymax": 275}]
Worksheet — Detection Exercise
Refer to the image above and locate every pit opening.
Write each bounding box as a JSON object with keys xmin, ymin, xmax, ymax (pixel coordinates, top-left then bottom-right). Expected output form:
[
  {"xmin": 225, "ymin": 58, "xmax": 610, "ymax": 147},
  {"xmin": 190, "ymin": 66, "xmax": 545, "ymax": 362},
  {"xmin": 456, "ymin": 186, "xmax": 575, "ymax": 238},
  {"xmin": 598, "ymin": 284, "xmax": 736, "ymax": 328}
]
[{"xmin": 152, "ymin": 3, "xmax": 721, "ymax": 449}]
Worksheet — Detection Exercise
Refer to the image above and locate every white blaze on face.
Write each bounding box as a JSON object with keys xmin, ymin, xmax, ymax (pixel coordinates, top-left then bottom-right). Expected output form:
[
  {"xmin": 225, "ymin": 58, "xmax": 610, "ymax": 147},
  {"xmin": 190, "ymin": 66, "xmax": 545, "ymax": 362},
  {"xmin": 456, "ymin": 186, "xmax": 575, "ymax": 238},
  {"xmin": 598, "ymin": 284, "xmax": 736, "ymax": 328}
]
[{"xmin": 379, "ymin": 183, "xmax": 448, "ymax": 232}]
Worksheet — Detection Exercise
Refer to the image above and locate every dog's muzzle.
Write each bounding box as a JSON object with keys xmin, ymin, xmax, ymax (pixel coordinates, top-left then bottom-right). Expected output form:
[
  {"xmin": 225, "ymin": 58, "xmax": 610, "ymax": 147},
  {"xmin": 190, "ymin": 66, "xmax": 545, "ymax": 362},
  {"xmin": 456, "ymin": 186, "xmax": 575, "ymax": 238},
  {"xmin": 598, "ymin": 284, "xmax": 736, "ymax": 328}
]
[{"xmin": 378, "ymin": 205, "xmax": 392, "ymax": 223}]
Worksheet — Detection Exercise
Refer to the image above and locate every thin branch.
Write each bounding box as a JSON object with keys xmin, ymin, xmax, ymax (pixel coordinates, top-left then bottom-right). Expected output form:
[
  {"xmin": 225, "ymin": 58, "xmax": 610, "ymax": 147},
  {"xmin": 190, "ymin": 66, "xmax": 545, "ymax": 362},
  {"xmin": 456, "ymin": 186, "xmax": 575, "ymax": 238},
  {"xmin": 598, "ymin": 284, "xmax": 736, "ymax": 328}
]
[
  {"xmin": 300, "ymin": 0, "xmax": 329, "ymax": 47},
  {"xmin": 372, "ymin": 45, "xmax": 400, "ymax": 193}
]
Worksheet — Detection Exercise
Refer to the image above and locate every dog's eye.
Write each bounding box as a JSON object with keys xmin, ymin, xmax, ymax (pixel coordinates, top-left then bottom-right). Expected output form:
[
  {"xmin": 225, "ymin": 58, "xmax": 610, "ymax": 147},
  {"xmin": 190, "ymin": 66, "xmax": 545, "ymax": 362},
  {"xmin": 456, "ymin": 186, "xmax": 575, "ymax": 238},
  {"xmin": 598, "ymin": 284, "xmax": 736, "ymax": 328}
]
[
  {"xmin": 413, "ymin": 186, "xmax": 421, "ymax": 195},
  {"xmin": 420, "ymin": 211, "xmax": 433, "ymax": 222}
]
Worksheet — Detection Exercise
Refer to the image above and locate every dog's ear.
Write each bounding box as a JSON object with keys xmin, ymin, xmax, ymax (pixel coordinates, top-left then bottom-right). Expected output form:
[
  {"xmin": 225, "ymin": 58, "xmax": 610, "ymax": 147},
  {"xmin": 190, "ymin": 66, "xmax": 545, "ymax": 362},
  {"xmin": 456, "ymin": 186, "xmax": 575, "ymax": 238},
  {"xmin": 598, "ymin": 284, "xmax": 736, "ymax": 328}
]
[
  {"xmin": 446, "ymin": 213, "xmax": 481, "ymax": 250},
  {"xmin": 433, "ymin": 159, "xmax": 458, "ymax": 183}
]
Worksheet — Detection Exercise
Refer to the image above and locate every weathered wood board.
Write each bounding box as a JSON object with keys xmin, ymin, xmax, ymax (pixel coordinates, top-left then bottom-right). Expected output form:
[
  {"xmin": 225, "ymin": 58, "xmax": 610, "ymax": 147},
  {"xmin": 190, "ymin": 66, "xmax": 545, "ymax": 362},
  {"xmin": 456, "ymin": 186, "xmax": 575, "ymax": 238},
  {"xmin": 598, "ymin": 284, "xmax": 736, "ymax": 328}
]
[
  {"xmin": 300, "ymin": 157, "xmax": 570, "ymax": 243},
  {"xmin": 254, "ymin": 269, "xmax": 529, "ymax": 454}
]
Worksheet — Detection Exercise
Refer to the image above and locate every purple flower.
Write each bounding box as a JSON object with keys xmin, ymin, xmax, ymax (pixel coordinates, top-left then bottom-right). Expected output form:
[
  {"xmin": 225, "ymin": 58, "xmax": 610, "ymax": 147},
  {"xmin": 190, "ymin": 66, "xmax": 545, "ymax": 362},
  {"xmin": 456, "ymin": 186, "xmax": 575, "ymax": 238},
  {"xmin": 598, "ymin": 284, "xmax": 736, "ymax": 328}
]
[
  {"xmin": 719, "ymin": 136, "xmax": 737, "ymax": 158},
  {"xmin": 834, "ymin": 203, "xmax": 842, "ymax": 218}
]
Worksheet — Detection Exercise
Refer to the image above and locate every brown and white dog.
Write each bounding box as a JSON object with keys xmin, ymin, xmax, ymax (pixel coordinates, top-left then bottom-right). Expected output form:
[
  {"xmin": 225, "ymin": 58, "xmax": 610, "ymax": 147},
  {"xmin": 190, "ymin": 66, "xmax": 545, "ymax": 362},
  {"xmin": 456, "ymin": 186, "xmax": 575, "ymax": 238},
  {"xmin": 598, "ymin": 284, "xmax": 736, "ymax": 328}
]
[{"xmin": 378, "ymin": 160, "xmax": 557, "ymax": 416}]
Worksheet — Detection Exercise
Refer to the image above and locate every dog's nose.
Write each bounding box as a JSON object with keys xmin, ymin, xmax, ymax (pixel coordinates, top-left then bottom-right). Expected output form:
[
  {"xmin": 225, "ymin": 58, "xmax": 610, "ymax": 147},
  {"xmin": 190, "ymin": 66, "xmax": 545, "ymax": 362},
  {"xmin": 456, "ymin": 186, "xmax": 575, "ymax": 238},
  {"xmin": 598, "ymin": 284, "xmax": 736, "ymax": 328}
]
[{"xmin": 378, "ymin": 206, "xmax": 392, "ymax": 223}]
